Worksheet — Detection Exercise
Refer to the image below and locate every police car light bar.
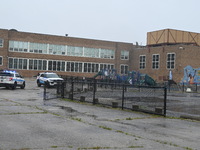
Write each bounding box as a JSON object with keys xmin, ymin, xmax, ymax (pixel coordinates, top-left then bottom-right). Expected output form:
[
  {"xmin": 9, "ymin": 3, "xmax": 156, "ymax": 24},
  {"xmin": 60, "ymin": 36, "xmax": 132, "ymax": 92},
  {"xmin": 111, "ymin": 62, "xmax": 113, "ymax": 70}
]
[{"xmin": 3, "ymin": 70, "xmax": 17, "ymax": 73}]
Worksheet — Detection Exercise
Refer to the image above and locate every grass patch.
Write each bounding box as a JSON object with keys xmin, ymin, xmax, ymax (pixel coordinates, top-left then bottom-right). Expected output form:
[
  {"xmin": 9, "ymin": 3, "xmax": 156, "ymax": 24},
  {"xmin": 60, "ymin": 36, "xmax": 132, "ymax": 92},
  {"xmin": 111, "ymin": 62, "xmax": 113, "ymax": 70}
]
[
  {"xmin": 99, "ymin": 125, "xmax": 112, "ymax": 130},
  {"xmin": 71, "ymin": 117, "xmax": 82, "ymax": 122}
]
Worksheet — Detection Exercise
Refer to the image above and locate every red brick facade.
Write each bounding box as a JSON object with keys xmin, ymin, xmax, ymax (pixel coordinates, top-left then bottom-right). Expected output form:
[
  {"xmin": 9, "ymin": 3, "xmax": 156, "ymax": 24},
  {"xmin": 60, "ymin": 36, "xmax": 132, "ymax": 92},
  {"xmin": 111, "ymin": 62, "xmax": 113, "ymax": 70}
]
[
  {"xmin": 0, "ymin": 29, "xmax": 133, "ymax": 78},
  {"xmin": 1, "ymin": 28, "xmax": 200, "ymax": 83}
]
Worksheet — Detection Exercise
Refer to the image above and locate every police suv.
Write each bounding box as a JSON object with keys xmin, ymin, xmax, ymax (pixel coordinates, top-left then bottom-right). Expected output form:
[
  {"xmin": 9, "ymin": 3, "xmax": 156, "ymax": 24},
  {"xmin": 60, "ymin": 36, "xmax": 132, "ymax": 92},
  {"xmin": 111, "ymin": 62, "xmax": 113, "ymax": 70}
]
[
  {"xmin": 36, "ymin": 72, "xmax": 63, "ymax": 87},
  {"xmin": 0, "ymin": 70, "xmax": 25, "ymax": 89}
]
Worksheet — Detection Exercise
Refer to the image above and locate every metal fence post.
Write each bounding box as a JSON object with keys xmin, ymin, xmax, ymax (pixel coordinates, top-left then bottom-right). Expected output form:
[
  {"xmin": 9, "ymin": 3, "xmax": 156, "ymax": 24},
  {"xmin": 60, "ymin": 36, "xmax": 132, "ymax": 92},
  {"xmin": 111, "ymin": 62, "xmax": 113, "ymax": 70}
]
[
  {"xmin": 71, "ymin": 78, "xmax": 74, "ymax": 100},
  {"xmin": 164, "ymin": 86, "xmax": 167, "ymax": 117},
  {"xmin": 93, "ymin": 78, "xmax": 96, "ymax": 104},
  {"xmin": 61, "ymin": 82, "xmax": 65, "ymax": 98},
  {"xmin": 43, "ymin": 83, "xmax": 46, "ymax": 100},
  {"xmin": 56, "ymin": 81, "xmax": 60, "ymax": 97},
  {"xmin": 122, "ymin": 83, "xmax": 125, "ymax": 110}
]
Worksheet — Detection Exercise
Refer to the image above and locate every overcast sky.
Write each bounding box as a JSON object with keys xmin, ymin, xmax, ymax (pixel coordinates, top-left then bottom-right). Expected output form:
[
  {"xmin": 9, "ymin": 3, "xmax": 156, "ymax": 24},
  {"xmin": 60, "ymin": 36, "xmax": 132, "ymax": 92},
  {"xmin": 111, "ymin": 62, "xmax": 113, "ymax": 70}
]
[{"xmin": 1, "ymin": 0, "xmax": 200, "ymax": 45}]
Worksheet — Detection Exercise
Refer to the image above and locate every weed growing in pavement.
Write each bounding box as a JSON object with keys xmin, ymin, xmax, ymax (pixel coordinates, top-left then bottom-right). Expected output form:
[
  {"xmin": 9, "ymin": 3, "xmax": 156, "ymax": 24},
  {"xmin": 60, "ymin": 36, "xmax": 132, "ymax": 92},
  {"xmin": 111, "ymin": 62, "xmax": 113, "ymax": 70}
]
[
  {"xmin": 71, "ymin": 117, "xmax": 82, "ymax": 122},
  {"xmin": 99, "ymin": 125, "xmax": 112, "ymax": 130},
  {"xmin": 183, "ymin": 147, "xmax": 193, "ymax": 150}
]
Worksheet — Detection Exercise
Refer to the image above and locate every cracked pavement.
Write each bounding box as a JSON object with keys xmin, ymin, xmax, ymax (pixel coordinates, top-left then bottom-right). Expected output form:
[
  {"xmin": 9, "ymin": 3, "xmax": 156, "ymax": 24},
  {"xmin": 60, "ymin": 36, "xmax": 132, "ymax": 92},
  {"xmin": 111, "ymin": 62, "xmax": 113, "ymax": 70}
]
[{"xmin": 0, "ymin": 78, "xmax": 200, "ymax": 150}]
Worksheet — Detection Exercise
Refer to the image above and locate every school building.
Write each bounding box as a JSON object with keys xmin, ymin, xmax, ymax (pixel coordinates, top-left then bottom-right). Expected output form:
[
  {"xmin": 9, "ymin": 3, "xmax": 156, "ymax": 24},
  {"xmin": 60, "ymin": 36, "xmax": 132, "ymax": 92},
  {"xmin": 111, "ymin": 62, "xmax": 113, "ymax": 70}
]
[{"xmin": 1, "ymin": 28, "xmax": 200, "ymax": 83}]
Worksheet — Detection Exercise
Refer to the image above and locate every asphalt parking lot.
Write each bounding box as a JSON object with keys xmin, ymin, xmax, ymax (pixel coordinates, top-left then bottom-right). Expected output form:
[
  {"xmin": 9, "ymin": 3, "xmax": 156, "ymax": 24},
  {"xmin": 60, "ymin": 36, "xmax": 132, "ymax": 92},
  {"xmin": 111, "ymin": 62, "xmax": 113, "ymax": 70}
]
[{"xmin": 0, "ymin": 78, "xmax": 200, "ymax": 150}]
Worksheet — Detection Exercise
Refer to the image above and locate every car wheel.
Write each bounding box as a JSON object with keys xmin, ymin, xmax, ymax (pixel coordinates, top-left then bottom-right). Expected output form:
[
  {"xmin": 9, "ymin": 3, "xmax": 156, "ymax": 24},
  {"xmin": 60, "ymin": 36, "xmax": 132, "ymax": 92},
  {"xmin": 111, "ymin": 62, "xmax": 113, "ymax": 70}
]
[
  {"xmin": 21, "ymin": 82, "xmax": 25, "ymax": 89},
  {"xmin": 37, "ymin": 80, "xmax": 41, "ymax": 87},
  {"xmin": 11, "ymin": 82, "xmax": 17, "ymax": 90}
]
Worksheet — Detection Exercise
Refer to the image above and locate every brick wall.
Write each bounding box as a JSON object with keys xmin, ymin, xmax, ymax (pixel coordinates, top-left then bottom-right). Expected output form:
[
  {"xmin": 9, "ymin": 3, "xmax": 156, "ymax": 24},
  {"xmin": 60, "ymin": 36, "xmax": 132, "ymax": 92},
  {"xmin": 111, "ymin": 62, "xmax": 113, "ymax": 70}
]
[
  {"xmin": 0, "ymin": 29, "xmax": 133, "ymax": 78},
  {"xmin": 132, "ymin": 44, "xmax": 200, "ymax": 83}
]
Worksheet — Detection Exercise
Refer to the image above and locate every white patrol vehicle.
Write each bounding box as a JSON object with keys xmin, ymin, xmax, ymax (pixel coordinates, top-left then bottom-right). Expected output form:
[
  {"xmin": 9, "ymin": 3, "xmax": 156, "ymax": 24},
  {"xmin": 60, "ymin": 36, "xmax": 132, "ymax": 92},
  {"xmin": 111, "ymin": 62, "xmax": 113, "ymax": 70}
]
[
  {"xmin": 37, "ymin": 72, "xmax": 63, "ymax": 87},
  {"xmin": 0, "ymin": 70, "xmax": 25, "ymax": 89}
]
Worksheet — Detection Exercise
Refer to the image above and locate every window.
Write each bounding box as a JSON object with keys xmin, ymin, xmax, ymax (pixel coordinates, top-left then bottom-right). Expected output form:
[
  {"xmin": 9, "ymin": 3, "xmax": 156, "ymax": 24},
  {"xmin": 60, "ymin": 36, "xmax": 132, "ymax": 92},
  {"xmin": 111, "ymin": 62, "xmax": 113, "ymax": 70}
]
[
  {"xmin": 121, "ymin": 50, "xmax": 129, "ymax": 60},
  {"xmin": 0, "ymin": 56, "xmax": 2, "ymax": 65},
  {"xmin": 9, "ymin": 41, "xmax": 29, "ymax": 52},
  {"xmin": 7, "ymin": 57, "xmax": 113, "ymax": 74},
  {"xmin": 75, "ymin": 62, "xmax": 79, "ymax": 72},
  {"xmin": 43, "ymin": 60, "xmax": 47, "ymax": 70},
  {"xmin": 19, "ymin": 59, "xmax": 23, "ymax": 69},
  {"xmin": 100, "ymin": 49, "xmax": 115, "ymax": 59},
  {"xmin": 29, "ymin": 59, "xmax": 33, "ymax": 70},
  {"xmin": 84, "ymin": 47, "xmax": 99, "ymax": 58},
  {"xmin": 53, "ymin": 61, "xmax": 57, "ymax": 71},
  {"xmin": 67, "ymin": 46, "xmax": 83, "ymax": 56},
  {"xmin": 8, "ymin": 40, "xmax": 115, "ymax": 59},
  {"xmin": 23, "ymin": 59, "xmax": 27, "ymax": 69},
  {"xmin": 79, "ymin": 63, "xmax": 83, "ymax": 72},
  {"xmin": 13, "ymin": 58, "xmax": 18, "ymax": 69},
  {"xmin": 84, "ymin": 63, "xmax": 87, "ymax": 72},
  {"xmin": 49, "ymin": 44, "xmax": 65, "ymax": 55},
  {"xmin": 139, "ymin": 55, "xmax": 146, "ymax": 69},
  {"xmin": 120, "ymin": 64, "xmax": 129, "ymax": 74},
  {"xmin": 9, "ymin": 58, "xmax": 13, "ymax": 68},
  {"xmin": 61, "ymin": 62, "xmax": 65, "ymax": 71},
  {"xmin": 66, "ymin": 62, "xmax": 70, "ymax": 72},
  {"xmin": 152, "ymin": 54, "xmax": 159, "ymax": 69},
  {"xmin": 70, "ymin": 62, "xmax": 74, "ymax": 72},
  {"xmin": 167, "ymin": 53, "xmax": 175, "ymax": 69},
  {"xmin": 0, "ymin": 39, "xmax": 3, "ymax": 47}
]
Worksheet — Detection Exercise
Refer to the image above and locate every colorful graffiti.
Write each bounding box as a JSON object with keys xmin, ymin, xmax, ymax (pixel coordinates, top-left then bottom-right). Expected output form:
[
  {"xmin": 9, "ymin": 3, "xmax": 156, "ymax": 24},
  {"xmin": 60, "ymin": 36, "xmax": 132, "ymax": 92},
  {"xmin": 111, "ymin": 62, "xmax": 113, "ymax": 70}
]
[{"xmin": 181, "ymin": 65, "xmax": 200, "ymax": 84}]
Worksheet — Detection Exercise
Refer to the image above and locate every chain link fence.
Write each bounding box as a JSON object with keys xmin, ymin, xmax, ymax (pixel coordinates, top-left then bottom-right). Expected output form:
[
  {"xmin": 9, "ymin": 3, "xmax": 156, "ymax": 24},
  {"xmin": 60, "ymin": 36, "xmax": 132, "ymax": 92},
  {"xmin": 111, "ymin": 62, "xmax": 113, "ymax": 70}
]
[
  {"xmin": 43, "ymin": 78, "xmax": 200, "ymax": 118},
  {"xmin": 43, "ymin": 78, "xmax": 167, "ymax": 116}
]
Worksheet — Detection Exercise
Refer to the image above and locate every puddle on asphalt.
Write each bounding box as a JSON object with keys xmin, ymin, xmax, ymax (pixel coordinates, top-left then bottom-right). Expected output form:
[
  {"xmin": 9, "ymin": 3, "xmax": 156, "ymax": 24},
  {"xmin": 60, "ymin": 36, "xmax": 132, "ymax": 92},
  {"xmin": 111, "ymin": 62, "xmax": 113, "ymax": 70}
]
[{"xmin": 59, "ymin": 106, "xmax": 98, "ymax": 119}]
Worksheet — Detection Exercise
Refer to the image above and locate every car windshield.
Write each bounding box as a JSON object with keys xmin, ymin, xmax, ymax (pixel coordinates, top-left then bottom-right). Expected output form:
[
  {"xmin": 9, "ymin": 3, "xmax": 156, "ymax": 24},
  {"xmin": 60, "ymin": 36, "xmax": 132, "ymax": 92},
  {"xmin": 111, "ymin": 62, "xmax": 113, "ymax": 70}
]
[{"xmin": 44, "ymin": 74, "xmax": 59, "ymax": 78}]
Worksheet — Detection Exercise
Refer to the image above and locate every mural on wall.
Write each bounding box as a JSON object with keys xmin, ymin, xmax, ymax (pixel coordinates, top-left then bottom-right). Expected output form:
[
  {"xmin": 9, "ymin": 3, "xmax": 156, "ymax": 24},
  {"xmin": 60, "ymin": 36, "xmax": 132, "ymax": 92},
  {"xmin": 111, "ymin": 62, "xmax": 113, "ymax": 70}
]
[{"xmin": 181, "ymin": 65, "xmax": 200, "ymax": 84}]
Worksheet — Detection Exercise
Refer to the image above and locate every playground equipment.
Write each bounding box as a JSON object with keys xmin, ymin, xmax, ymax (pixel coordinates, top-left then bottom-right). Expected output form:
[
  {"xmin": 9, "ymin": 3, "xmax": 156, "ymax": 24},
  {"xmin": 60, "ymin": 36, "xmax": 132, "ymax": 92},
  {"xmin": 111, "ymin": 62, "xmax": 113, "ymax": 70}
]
[
  {"xmin": 94, "ymin": 69, "xmax": 156, "ymax": 86},
  {"xmin": 181, "ymin": 65, "xmax": 200, "ymax": 84}
]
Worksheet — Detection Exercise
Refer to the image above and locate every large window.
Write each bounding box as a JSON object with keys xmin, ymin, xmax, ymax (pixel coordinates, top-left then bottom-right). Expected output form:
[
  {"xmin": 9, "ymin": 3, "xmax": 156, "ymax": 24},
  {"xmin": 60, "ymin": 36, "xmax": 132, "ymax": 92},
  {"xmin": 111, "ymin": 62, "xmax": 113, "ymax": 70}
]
[
  {"xmin": 9, "ymin": 40, "xmax": 115, "ymax": 59},
  {"xmin": 84, "ymin": 47, "xmax": 99, "ymax": 58},
  {"xmin": 9, "ymin": 58, "xmax": 27, "ymax": 70},
  {"xmin": 121, "ymin": 50, "xmax": 129, "ymax": 60},
  {"xmin": 67, "ymin": 46, "xmax": 83, "ymax": 56},
  {"xmin": 152, "ymin": 54, "xmax": 159, "ymax": 69},
  {"xmin": 100, "ymin": 49, "xmax": 115, "ymax": 59},
  {"xmin": 139, "ymin": 55, "xmax": 146, "ymax": 69},
  {"xmin": 8, "ymin": 57, "xmax": 114, "ymax": 73},
  {"xmin": 48, "ymin": 60, "xmax": 65, "ymax": 71},
  {"xmin": 0, "ymin": 56, "xmax": 2, "ymax": 65},
  {"xmin": 8, "ymin": 58, "xmax": 44, "ymax": 70},
  {"xmin": 49, "ymin": 44, "xmax": 65, "ymax": 55},
  {"xmin": 9, "ymin": 41, "xmax": 28, "ymax": 52},
  {"xmin": 120, "ymin": 64, "xmax": 129, "ymax": 75},
  {"xmin": 30, "ymin": 42, "xmax": 48, "ymax": 54},
  {"xmin": 167, "ymin": 53, "xmax": 175, "ymax": 69},
  {"xmin": 0, "ymin": 39, "xmax": 3, "ymax": 47}
]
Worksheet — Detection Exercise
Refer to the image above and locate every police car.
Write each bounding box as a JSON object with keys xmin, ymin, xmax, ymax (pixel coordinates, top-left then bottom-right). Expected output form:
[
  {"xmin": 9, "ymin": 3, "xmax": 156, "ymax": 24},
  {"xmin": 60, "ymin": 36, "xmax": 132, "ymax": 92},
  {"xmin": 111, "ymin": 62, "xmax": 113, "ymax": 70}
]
[
  {"xmin": 0, "ymin": 70, "xmax": 25, "ymax": 90},
  {"xmin": 36, "ymin": 72, "xmax": 63, "ymax": 87}
]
